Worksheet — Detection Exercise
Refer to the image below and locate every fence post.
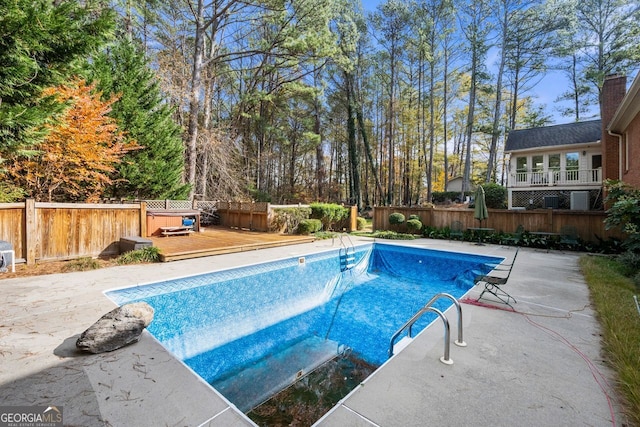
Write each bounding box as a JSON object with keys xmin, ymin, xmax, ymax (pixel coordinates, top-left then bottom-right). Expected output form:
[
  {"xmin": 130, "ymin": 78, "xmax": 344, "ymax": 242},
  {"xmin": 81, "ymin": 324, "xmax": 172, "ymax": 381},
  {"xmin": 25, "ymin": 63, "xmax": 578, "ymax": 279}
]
[
  {"xmin": 349, "ymin": 205, "xmax": 357, "ymax": 231},
  {"xmin": 250, "ymin": 201, "xmax": 255, "ymax": 231},
  {"xmin": 428, "ymin": 206, "xmax": 434, "ymax": 228},
  {"xmin": 140, "ymin": 202, "xmax": 147, "ymax": 237},
  {"xmin": 25, "ymin": 199, "xmax": 36, "ymax": 265},
  {"xmin": 266, "ymin": 203, "xmax": 271, "ymax": 232}
]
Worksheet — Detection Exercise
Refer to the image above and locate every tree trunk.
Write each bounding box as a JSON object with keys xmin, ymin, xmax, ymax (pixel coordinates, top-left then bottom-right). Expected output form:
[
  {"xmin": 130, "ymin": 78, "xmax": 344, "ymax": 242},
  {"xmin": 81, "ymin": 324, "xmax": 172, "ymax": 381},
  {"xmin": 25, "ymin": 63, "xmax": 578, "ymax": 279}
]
[
  {"xmin": 487, "ymin": 18, "xmax": 507, "ymax": 183},
  {"xmin": 427, "ymin": 53, "xmax": 436, "ymax": 202},
  {"xmin": 346, "ymin": 73, "xmax": 361, "ymax": 209},
  {"xmin": 185, "ymin": 0, "xmax": 205, "ymax": 200},
  {"xmin": 356, "ymin": 99, "xmax": 384, "ymax": 205},
  {"xmin": 386, "ymin": 44, "xmax": 396, "ymax": 206},
  {"xmin": 462, "ymin": 47, "xmax": 477, "ymax": 197},
  {"xmin": 313, "ymin": 72, "xmax": 326, "ymax": 200}
]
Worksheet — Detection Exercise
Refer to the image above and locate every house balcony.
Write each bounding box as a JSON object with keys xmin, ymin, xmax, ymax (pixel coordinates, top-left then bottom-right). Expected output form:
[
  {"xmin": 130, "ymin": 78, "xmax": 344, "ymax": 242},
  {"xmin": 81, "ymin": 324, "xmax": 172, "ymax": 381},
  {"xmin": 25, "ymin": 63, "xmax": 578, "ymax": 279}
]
[{"xmin": 510, "ymin": 169, "xmax": 602, "ymax": 188}]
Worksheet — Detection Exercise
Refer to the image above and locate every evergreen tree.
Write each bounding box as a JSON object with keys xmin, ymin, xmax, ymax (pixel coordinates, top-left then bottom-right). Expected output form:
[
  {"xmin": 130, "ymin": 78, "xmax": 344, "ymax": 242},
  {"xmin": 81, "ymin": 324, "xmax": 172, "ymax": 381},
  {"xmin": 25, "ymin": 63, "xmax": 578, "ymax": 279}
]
[
  {"xmin": 0, "ymin": 0, "xmax": 114, "ymax": 160},
  {"xmin": 90, "ymin": 37, "xmax": 190, "ymax": 200}
]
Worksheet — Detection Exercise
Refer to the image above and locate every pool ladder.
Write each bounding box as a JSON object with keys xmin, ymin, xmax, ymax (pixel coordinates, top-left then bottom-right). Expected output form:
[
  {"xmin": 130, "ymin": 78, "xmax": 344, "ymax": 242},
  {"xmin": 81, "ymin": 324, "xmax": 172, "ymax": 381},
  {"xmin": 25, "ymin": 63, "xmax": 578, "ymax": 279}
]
[
  {"xmin": 338, "ymin": 233, "xmax": 356, "ymax": 272},
  {"xmin": 388, "ymin": 293, "xmax": 466, "ymax": 365}
]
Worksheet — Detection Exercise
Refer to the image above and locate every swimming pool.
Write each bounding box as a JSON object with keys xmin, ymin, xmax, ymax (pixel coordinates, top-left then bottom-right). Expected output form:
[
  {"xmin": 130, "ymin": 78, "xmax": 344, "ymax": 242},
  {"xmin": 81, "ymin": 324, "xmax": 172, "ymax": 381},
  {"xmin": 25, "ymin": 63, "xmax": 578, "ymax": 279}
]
[{"xmin": 106, "ymin": 243, "xmax": 501, "ymax": 412}]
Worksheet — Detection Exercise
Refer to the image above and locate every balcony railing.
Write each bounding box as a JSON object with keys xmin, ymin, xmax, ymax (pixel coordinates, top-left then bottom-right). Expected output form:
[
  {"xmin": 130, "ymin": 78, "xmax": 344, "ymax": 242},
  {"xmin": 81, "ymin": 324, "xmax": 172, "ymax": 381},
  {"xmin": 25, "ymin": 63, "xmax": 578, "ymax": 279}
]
[{"xmin": 510, "ymin": 169, "xmax": 601, "ymax": 188}]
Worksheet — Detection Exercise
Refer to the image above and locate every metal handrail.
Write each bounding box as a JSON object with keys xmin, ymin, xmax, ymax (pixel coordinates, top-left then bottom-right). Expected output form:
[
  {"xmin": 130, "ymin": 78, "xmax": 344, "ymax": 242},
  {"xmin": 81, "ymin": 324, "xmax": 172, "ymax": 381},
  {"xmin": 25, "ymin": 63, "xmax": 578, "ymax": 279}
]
[
  {"xmin": 340, "ymin": 232, "xmax": 355, "ymax": 250},
  {"xmin": 388, "ymin": 292, "xmax": 466, "ymax": 365}
]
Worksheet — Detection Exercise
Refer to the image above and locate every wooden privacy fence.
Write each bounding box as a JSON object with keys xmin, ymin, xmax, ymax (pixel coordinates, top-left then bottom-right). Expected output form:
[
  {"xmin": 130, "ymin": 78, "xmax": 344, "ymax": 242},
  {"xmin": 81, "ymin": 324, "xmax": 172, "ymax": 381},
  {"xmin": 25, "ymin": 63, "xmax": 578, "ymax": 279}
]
[
  {"xmin": 216, "ymin": 201, "xmax": 270, "ymax": 231},
  {"xmin": 373, "ymin": 206, "xmax": 625, "ymax": 243},
  {"xmin": 0, "ymin": 200, "xmax": 145, "ymax": 265},
  {"xmin": 0, "ymin": 200, "xmax": 358, "ymax": 264}
]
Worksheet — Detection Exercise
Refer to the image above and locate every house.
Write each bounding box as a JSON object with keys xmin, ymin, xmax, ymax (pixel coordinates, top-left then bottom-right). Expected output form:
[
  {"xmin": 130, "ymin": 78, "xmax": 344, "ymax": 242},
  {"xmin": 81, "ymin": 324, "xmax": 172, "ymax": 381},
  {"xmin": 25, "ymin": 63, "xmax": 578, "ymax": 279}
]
[
  {"xmin": 445, "ymin": 176, "xmax": 463, "ymax": 192},
  {"xmin": 602, "ymin": 74, "xmax": 640, "ymax": 188},
  {"xmin": 504, "ymin": 120, "xmax": 603, "ymax": 210},
  {"xmin": 503, "ymin": 72, "xmax": 640, "ymax": 210}
]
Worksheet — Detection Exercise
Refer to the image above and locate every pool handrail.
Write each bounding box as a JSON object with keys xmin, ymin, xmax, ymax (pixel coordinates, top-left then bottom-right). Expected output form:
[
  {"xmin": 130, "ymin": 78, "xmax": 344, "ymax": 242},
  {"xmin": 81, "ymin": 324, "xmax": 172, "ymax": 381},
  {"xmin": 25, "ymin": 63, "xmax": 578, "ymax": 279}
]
[{"xmin": 388, "ymin": 293, "xmax": 465, "ymax": 365}]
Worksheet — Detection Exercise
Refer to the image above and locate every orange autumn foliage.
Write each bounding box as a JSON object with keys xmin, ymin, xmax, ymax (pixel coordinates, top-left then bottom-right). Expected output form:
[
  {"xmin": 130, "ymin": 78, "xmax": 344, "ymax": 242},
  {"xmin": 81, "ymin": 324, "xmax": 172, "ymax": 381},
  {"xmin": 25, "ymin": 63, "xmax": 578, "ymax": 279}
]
[{"xmin": 10, "ymin": 79, "xmax": 140, "ymax": 202}]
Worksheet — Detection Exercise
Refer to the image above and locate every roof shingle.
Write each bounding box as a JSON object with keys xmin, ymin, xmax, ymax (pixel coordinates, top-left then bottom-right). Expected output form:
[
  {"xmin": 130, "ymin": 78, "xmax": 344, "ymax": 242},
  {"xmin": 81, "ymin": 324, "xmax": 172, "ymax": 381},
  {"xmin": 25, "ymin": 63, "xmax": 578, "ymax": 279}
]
[{"xmin": 505, "ymin": 120, "xmax": 601, "ymax": 152}]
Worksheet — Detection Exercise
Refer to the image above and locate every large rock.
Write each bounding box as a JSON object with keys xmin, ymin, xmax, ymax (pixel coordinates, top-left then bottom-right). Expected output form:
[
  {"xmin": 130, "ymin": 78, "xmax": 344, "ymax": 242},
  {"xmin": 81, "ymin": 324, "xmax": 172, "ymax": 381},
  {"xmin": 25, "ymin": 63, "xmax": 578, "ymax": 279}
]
[{"xmin": 76, "ymin": 302, "xmax": 154, "ymax": 354}]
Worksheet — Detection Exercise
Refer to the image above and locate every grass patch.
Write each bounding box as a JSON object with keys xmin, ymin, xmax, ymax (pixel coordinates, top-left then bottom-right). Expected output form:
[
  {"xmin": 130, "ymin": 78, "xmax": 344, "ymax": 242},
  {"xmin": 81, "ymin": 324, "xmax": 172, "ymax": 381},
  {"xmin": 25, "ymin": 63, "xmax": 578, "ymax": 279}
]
[
  {"xmin": 62, "ymin": 257, "xmax": 102, "ymax": 272},
  {"xmin": 580, "ymin": 255, "xmax": 640, "ymax": 426},
  {"xmin": 116, "ymin": 246, "xmax": 161, "ymax": 265}
]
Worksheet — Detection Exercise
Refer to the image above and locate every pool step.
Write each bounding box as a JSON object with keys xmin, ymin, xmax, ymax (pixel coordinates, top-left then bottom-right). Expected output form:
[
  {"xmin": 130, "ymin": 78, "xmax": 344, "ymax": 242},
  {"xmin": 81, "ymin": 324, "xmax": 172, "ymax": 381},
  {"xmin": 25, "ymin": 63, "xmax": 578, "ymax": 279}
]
[
  {"xmin": 338, "ymin": 233, "xmax": 356, "ymax": 272},
  {"xmin": 341, "ymin": 255, "xmax": 356, "ymax": 271},
  {"xmin": 212, "ymin": 336, "xmax": 342, "ymax": 413}
]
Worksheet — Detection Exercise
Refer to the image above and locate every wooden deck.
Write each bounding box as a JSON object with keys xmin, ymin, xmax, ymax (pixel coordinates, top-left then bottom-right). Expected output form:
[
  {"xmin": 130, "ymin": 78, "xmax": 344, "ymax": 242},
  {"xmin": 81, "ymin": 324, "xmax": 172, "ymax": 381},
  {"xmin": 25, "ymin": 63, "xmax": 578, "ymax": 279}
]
[{"xmin": 149, "ymin": 227, "xmax": 316, "ymax": 262}]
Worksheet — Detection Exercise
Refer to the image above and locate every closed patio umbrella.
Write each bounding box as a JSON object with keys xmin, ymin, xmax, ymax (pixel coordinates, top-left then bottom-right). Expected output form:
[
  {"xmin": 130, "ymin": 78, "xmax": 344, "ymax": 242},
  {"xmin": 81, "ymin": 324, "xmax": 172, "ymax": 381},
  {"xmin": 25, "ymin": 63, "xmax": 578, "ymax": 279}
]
[
  {"xmin": 474, "ymin": 185, "xmax": 488, "ymax": 228},
  {"xmin": 473, "ymin": 186, "xmax": 489, "ymax": 245}
]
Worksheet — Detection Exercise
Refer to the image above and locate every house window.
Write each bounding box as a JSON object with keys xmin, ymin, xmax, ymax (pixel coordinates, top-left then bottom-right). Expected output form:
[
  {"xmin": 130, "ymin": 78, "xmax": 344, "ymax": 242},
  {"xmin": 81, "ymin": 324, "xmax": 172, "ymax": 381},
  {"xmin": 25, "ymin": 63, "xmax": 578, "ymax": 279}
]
[
  {"xmin": 516, "ymin": 157, "xmax": 527, "ymax": 182},
  {"xmin": 532, "ymin": 155, "xmax": 543, "ymax": 172},
  {"xmin": 566, "ymin": 152, "xmax": 579, "ymax": 180},
  {"xmin": 532, "ymin": 155, "xmax": 544, "ymax": 184}
]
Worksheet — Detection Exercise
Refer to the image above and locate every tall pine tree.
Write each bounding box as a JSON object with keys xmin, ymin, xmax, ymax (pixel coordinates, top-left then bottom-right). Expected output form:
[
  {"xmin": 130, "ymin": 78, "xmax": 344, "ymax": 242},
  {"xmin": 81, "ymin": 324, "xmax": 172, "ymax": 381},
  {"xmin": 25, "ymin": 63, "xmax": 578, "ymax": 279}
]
[
  {"xmin": 0, "ymin": 0, "xmax": 114, "ymax": 159},
  {"xmin": 90, "ymin": 37, "xmax": 189, "ymax": 199}
]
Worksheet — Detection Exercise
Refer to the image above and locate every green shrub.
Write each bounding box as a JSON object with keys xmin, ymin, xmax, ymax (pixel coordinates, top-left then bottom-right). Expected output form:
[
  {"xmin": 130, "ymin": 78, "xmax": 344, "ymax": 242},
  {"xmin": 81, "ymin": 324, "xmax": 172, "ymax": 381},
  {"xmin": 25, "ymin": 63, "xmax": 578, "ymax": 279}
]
[
  {"xmin": 408, "ymin": 214, "xmax": 420, "ymax": 221},
  {"xmin": 356, "ymin": 217, "xmax": 367, "ymax": 230},
  {"xmin": 271, "ymin": 207, "xmax": 312, "ymax": 233},
  {"xmin": 482, "ymin": 183, "xmax": 507, "ymax": 209},
  {"xmin": 389, "ymin": 212, "xmax": 405, "ymax": 232},
  {"xmin": 617, "ymin": 251, "xmax": 640, "ymax": 277},
  {"xmin": 389, "ymin": 212, "xmax": 405, "ymax": 225},
  {"xmin": 634, "ymin": 271, "xmax": 640, "ymax": 290},
  {"xmin": 422, "ymin": 225, "xmax": 447, "ymax": 239},
  {"xmin": 117, "ymin": 246, "xmax": 160, "ymax": 265},
  {"xmin": 406, "ymin": 218, "xmax": 422, "ymax": 233},
  {"xmin": 297, "ymin": 219, "xmax": 322, "ymax": 235},
  {"xmin": 604, "ymin": 180, "xmax": 640, "ymax": 252},
  {"xmin": 310, "ymin": 203, "xmax": 348, "ymax": 231}
]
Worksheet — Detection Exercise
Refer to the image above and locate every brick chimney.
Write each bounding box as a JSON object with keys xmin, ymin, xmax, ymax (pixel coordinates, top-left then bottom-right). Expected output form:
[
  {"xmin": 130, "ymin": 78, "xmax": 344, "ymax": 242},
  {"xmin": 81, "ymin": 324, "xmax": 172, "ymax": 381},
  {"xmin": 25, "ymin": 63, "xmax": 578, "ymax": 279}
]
[{"xmin": 601, "ymin": 75, "xmax": 627, "ymax": 181}]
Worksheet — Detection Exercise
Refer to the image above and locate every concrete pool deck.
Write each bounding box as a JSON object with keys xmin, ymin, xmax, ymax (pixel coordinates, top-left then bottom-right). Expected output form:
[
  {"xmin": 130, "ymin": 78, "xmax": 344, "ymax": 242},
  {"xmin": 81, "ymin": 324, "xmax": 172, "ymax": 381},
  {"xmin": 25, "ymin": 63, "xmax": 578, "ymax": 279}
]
[{"xmin": 0, "ymin": 238, "xmax": 627, "ymax": 426}]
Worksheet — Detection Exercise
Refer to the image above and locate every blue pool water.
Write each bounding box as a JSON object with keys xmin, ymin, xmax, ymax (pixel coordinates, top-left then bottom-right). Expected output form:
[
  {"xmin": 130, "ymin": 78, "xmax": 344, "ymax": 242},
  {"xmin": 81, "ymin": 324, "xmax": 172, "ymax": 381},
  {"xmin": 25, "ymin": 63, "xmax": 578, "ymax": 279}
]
[{"xmin": 107, "ymin": 243, "xmax": 501, "ymax": 411}]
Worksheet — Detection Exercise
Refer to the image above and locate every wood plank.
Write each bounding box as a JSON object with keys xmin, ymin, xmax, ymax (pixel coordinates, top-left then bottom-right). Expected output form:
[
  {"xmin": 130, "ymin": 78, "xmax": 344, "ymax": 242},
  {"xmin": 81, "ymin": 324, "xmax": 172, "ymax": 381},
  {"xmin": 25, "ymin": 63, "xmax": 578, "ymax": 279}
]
[{"xmin": 150, "ymin": 227, "xmax": 315, "ymax": 262}]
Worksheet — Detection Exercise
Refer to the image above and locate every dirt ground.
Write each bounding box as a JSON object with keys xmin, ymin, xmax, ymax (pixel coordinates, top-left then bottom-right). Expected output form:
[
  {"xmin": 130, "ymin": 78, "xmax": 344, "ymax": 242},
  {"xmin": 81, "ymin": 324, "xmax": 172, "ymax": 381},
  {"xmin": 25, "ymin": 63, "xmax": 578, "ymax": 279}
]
[{"xmin": 0, "ymin": 257, "xmax": 118, "ymax": 280}]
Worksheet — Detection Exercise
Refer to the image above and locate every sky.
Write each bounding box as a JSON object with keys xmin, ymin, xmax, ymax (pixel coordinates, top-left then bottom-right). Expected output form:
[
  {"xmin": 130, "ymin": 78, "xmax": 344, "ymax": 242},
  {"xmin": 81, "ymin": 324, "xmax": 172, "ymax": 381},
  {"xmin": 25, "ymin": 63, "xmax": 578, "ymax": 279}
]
[{"xmin": 359, "ymin": 0, "xmax": 602, "ymax": 126}]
